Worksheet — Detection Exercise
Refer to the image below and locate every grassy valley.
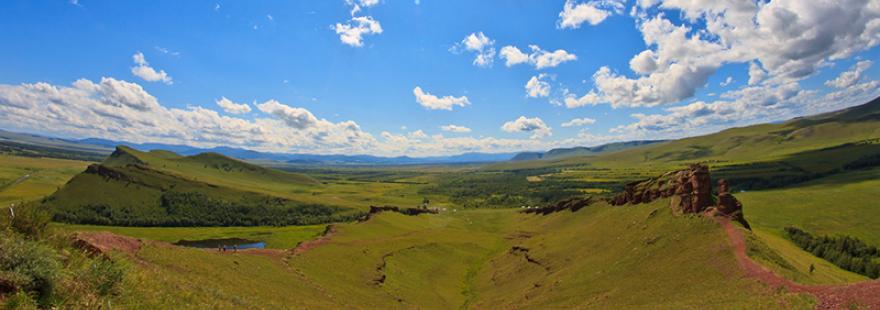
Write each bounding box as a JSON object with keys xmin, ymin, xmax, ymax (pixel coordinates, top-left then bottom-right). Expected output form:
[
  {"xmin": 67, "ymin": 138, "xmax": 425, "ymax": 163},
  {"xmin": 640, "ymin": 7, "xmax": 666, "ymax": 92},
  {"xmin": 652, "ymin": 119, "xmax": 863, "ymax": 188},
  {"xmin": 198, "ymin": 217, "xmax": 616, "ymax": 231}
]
[{"xmin": 1, "ymin": 97, "xmax": 880, "ymax": 308}]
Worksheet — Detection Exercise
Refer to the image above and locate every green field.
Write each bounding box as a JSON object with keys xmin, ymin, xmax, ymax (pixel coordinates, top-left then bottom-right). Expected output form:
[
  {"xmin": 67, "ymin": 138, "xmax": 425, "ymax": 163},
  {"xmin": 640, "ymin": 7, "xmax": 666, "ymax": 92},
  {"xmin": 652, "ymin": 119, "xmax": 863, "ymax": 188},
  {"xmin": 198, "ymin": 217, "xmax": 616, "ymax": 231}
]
[
  {"xmin": 0, "ymin": 154, "xmax": 90, "ymax": 206},
  {"xmin": 55, "ymin": 224, "xmax": 326, "ymax": 249},
  {"xmin": 89, "ymin": 204, "xmax": 814, "ymax": 309}
]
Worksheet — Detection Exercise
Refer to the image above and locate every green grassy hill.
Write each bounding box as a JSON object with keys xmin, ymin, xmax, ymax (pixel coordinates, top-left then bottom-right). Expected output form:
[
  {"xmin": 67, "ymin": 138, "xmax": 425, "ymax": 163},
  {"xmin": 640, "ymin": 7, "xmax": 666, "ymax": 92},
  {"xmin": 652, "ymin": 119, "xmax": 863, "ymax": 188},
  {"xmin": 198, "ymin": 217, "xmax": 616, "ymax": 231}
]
[
  {"xmin": 44, "ymin": 146, "xmax": 359, "ymax": 226},
  {"xmin": 492, "ymin": 97, "xmax": 880, "ymax": 173},
  {"xmin": 105, "ymin": 202, "xmax": 813, "ymax": 308}
]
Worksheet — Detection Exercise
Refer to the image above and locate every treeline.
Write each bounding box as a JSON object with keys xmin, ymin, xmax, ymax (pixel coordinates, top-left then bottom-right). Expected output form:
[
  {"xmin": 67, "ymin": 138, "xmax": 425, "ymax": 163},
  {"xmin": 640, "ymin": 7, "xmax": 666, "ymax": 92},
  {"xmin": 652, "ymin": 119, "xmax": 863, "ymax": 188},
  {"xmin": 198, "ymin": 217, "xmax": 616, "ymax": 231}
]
[
  {"xmin": 423, "ymin": 169, "xmax": 613, "ymax": 208},
  {"xmin": 53, "ymin": 191, "xmax": 364, "ymax": 227},
  {"xmin": 784, "ymin": 227, "xmax": 880, "ymax": 279},
  {"xmin": 0, "ymin": 141, "xmax": 107, "ymax": 162}
]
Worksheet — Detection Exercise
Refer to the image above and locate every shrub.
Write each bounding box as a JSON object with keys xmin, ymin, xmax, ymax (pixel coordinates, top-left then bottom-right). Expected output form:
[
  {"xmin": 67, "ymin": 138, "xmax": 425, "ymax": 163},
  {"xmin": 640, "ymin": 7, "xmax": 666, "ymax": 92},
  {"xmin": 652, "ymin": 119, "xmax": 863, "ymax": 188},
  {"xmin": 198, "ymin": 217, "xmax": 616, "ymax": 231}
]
[
  {"xmin": 10, "ymin": 205, "xmax": 53, "ymax": 239},
  {"xmin": 0, "ymin": 233, "xmax": 61, "ymax": 306},
  {"xmin": 784, "ymin": 227, "xmax": 880, "ymax": 279},
  {"xmin": 85, "ymin": 259, "xmax": 126, "ymax": 296},
  {"xmin": 4, "ymin": 290, "xmax": 39, "ymax": 310}
]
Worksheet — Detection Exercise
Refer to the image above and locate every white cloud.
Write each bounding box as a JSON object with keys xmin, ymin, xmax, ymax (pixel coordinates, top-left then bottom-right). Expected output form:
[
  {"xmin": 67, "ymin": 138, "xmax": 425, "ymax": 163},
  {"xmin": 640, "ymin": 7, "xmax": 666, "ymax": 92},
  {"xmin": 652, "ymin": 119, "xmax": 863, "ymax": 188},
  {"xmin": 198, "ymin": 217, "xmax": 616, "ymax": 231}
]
[
  {"xmin": 0, "ymin": 77, "xmax": 380, "ymax": 154},
  {"xmin": 564, "ymin": 89, "xmax": 602, "ymax": 108},
  {"xmin": 130, "ymin": 52, "xmax": 173, "ymax": 85},
  {"xmin": 499, "ymin": 46, "xmax": 529, "ymax": 67},
  {"xmin": 629, "ymin": 50, "xmax": 658, "ymax": 75},
  {"xmin": 452, "ymin": 32, "xmax": 496, "ymax": 68},
  {"xmin": 408, "ymin": 129, "xmax": 427, "ymax": 139},
  {"xmin": 561, "ymin": 117, "xmax": 596, "ymax": 127},
  {"xmin": 440, "ymin": 124, "xmax": 472, "ymax": 133},
  {"xmin": 215, "ymin": 97, "xmax": 252, "ymax": 114},
  {"xmin": 826, "ymin": 60, "xmax": 873, "ymax": 89},
  {"xmin": 501, "ymin": 116, "xmax": 552, "ymax": 139},
  {"xmin": 720, "ymin": 76, "xmax": 734, "ymax": 87},
  {"xmin": 256, "ymin": 100, "xmax": 319, "ymax": 129},
  {"xmin": 154, "ymin": 46, "xmax": 180, "ymax": 57},
  {"xmin": 334, "ymin": 16, "xmax": 383, "ymax": 47},
  {"xmin": 557, "ymin": 0, "xmax": 625, "ymax": 29},
  {"xmin": 748, "ymin": 62, "xmax": 767, "ymax": 86},
  {"xmin": 413, "ymin": 86, "xmax": 470, "ymax": 110},
  {"xmin": 525, "ymin": 75, "xmax": 551, "ymax": 98},
  {"xmin": 567, "ymin": 1, "xmax": 880, "ymax": 108},
  {"xmin": 499, "ymin": 45, "xmax": 577, "ymax": 69}
]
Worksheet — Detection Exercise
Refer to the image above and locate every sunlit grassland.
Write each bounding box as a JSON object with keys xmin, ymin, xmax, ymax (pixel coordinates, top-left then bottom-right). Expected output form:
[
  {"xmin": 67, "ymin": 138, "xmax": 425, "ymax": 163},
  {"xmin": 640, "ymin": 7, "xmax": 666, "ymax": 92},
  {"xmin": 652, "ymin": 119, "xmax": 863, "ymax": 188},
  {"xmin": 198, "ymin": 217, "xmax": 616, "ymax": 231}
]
[
  {"xmin": 738, "ymin": 167, "xmax": 880, "ymax": 245},
  {"xmin": 54, "ymin": 224, "xmax": 326, "ymax": 249},
  {"xmin": 112, "ymin": 203, "xmax": 814, "ymax": 308},
  {"xmin": 0, "ymin": 154, "xmax": 90, "ymax": 206}
]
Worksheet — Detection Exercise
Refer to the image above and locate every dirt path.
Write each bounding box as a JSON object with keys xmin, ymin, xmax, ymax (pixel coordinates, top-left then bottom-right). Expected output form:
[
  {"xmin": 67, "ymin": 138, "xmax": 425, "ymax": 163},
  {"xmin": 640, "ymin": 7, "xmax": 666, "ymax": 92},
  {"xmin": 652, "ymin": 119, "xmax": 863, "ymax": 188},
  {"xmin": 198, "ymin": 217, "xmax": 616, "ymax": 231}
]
[
  {"xmin": 714, "ymin": 216, "xmax": 880, "ymax": 309},
  {"xmin": 0, "ymin": 173, "xmax": 31, "ymax": 192},
  {"xmin": 291, "ymin": 224, "xmax": 337, "ymax": 255}
]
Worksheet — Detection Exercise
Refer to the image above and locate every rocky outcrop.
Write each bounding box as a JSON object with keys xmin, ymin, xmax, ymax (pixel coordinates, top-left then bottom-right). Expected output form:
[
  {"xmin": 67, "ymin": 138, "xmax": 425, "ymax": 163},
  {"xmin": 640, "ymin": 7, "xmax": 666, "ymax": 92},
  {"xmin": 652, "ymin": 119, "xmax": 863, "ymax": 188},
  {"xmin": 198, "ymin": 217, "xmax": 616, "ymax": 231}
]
[
  {"xmin": 71, "ymin": 232, "xmax": 142, "ymax": 258},
  {"xmin": 521, "ymin": 197, "xmax": 593, "ymax": 215},
  {"xmin": 707, "ymin": 179, "xmax": 750, "ymax": 228},
  {"xmin": 610, "ymin": 164, "xmax": 714, "ymax": 214},
  {"xmin": 610, "ymin": 164, "xmax": 750, "ymax": 227},
  {"xmin": 84, "ymin": 164, "xmax": 131, "ymax": 182}
]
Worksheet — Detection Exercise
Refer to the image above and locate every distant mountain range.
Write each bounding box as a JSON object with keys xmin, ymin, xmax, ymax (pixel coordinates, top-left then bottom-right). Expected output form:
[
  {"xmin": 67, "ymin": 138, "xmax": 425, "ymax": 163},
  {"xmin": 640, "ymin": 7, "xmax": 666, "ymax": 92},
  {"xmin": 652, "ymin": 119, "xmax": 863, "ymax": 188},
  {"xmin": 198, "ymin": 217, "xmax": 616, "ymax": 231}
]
[
  {"xmin": 1, "ymin": 130, "xmax": 668, "ymax": 165},
  {"xmin": 509, "ymin": 140, "xmax": 667, "ymax": 161}
]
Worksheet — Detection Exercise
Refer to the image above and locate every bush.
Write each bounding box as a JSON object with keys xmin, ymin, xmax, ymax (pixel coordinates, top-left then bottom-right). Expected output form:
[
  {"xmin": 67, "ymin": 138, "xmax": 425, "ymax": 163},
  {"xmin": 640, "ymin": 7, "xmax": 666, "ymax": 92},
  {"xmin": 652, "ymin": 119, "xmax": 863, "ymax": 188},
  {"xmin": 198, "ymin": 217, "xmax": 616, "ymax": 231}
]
[
  {"xmin": 10, "ymin": 204, "xmax": 53, "ymax": 239},
  {"xmin": 784, "ymin": 227, "xmax": 880, "ymax": 279},
  {"xmin": 84, "ymin": 259, "xmax": 126, "ymax": 296},
  {"xmin": 4, "ymin": 290, "xmax": 39, "ymax": 310},
  {"xmin": 0, "ymin": 233, "xmax": 61, "ymax": 306}
]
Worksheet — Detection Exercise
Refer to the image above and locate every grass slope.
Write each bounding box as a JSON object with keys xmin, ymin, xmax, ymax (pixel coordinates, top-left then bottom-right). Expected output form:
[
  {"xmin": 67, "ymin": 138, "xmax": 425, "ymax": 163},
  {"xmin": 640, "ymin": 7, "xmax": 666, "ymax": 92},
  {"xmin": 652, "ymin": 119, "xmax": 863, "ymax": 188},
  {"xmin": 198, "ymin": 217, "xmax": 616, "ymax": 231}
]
[
  {"xmin": 44, "ymin": 147, "xmax": 359, "ymax": 226},
  {"xmin": 115, "ymin": 203, "xmax": 814, "ymax": 308},
  {"xmin": 55, "ymin": 224, "xmax": 326, "ymax": 249},
  {"xmin": 739, "ymin": 167, "xmax": 880, "ymax": 245},
  {"xmin": 490, "ymin": 96, "xmax": 880, "ymax": 172}
]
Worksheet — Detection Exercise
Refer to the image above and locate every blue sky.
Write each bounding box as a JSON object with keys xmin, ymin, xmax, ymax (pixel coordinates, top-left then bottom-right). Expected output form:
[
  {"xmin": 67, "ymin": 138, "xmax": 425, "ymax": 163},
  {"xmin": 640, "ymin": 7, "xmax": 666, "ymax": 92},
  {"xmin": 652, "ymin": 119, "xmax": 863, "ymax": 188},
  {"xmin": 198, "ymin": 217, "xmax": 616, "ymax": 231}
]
[{"xmin": 0, "ymin": 0, "xmax": 878, "ymax": 156}]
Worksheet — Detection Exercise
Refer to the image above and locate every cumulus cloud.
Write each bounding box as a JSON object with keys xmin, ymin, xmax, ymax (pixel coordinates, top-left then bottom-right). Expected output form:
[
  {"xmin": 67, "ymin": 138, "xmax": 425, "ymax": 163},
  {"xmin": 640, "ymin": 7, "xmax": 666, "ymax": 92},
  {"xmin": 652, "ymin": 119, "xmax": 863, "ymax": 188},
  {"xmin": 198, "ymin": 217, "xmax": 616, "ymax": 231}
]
[
  {"xmin": 408, "ymin": 129, "xmax": 427, "ymax": 139},
  {"xmin": 131, "ymin": 52, "xmax": 173, "ymax": 85},
  {"xmin": 567, "ymin": 1, "xmax": 880, "ymax": 108},
  {"xmin": 0, "ymin": 77, "xmax": 381, "ymax": 155},
  {"xmin": 499, "ymin": 45, "xmax": 577, "ymax": 69},
  {"xmin": 557, "ymin": 0, "xmax": 625, "ymax": 29},
  {"xmin": 561, "ymin": 117, "xmax": 596, "ymax": 127},
  {"xmin": 413, "ymin": 86, "xmax": 470, "ymax": 110},
  {"xmin": 334, "ymin": 16, "xmax": 383, "ymax": 47},
  {"xmin": 501, "ymin": 116, "xmax": 552, "ymax": 139},
  {"xmin": 440, "ymin": 124, "xmax": 472, "ymax": 133},
  {"xmin": 720, "ymin": 76, "xmax": 734, "ymax": 87},
  {"xmin": 451, "ymin": 32, "xmax": 496, "ymax": 68},
  {"xmin": 748, "ymin": 62, "xmax": 767, "ymax": 86},
  {"xmin": 826, "ymin": 60, "xmax": 873, "ymax": 89},
  {"xmin": 525, "ymin": 74, "xmax": 551, "ymax": 98},
  {"xmin": 215, "ymin": 97, "xmax": 251, "ymax": 114}
]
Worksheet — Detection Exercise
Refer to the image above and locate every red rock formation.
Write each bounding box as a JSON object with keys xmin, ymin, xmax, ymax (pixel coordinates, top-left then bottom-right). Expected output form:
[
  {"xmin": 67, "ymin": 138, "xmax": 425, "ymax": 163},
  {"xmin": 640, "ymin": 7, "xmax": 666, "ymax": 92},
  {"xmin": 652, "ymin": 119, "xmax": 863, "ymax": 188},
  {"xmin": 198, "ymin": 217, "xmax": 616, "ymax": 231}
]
[
  {"xmin": 611, "ymin": 164, "xmax": 713, "ymax": 214},
  {"xmin": 610, "ymin": 165, "xmax": 751, "ymax": 227},
  {"xmin": 712, "ymin": 179, "xmax": 750, "ymax": 228},
  {"xmin": 71, "ymin": 232, "xmax": 142, "ymax": 258}
]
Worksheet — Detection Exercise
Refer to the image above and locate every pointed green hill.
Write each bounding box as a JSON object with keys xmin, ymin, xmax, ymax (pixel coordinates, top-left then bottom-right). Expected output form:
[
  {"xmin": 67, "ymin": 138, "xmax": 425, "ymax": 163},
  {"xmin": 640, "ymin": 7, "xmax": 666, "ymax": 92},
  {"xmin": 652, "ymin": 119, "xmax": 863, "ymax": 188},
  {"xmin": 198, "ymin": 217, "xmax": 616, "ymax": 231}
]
[{"xmin": 44, "ymin": 147, "xmax": 355, "ymax": 227}]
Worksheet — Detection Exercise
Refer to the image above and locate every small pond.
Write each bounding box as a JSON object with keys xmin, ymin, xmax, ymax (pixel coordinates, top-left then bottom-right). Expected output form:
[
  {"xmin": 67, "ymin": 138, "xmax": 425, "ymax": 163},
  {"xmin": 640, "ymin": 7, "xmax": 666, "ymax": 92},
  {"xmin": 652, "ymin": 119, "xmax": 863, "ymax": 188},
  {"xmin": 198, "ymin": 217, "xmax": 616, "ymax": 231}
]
[{"xmin": 174, "ymin": 238, "xmax": 266, "ymax": 249}]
